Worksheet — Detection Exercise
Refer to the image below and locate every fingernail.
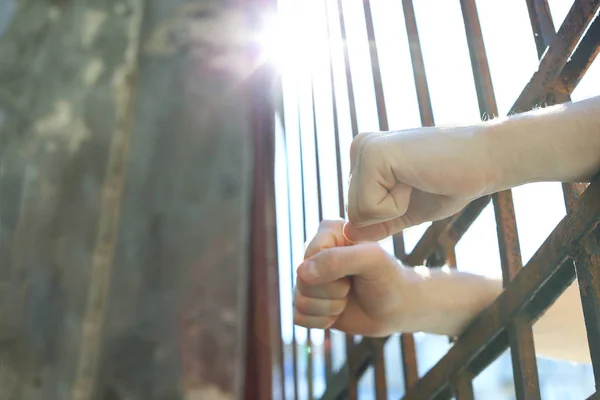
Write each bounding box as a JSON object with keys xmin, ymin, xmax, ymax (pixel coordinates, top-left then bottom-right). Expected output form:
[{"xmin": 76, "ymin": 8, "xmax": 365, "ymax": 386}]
[{"xmin": 301, "ymin": 260, "xmax": 318, "ymax": 278}]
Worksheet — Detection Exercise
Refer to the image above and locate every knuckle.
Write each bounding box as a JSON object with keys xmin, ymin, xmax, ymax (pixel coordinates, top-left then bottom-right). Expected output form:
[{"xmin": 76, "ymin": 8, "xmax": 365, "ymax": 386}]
[{"xmin": 363, "ymin": 243, "xmax": 388, "ymax": 263}]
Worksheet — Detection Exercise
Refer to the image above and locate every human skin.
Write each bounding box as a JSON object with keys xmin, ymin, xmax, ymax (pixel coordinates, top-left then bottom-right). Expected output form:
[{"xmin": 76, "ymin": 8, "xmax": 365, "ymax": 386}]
[{"xmin": 294, "ymin": 95, "xmax": 600, "ymax": 363}]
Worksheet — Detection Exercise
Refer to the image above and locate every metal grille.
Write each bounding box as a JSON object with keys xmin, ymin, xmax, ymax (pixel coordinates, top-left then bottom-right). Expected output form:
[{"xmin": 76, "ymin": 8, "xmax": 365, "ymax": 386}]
[{"xmin": 273, "ymin": 0, "xmax": 600, "ymax": 399}]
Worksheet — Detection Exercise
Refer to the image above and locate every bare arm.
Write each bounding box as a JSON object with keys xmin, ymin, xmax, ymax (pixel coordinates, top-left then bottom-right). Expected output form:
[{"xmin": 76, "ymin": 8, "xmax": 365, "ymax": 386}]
[
  {"xmin": 402, "ymin": 267, "xmax": 589, "ymax": 363},
  {"xmin": 487, "ymin": 95, "xmax": 600, "ymax": 191}
]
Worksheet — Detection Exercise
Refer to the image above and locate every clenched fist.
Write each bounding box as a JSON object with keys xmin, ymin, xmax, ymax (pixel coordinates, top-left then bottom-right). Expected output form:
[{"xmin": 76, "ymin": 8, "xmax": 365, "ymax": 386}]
[
  {"xmin": 293, "ymin": 220, "xmax": 410, "ymax": 337},
  {"xmin": 344, "ymin": 126, "xmax": 495, "ymax": 242}
]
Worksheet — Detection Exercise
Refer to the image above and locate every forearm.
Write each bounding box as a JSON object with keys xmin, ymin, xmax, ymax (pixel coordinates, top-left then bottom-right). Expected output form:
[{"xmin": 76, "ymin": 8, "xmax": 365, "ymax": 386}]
[
  {"xmin": 484, "ymin": 95, "xmax": 600, "ymax": 192},
  {"xmin": 399, "ymin": 266, "xmax": 502, "ymax": 336},
  {"xmin": 400, "ymin": 267, "xmax": 591, "ymax": 363}
]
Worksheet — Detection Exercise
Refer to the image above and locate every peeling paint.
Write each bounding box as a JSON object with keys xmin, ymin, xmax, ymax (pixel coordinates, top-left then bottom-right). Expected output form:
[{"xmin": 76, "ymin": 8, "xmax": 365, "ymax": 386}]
[
  {"xmin": 83, "ymin": 58, "xmax": 105, "ymax": 85},
  {"xmin": 68, "ymin": 120, "xmax": 92, "ymax": 153},
  {"xmin": 82, "ymin": 10, "xmax": 107, "ymax": 48},
  {"xmin": 34, "ymin": 101, "xmax": 91, "ymax": 153},
  {"xmin": 34, "ymin": 100, "xmax": 73, "ymax": 134}
]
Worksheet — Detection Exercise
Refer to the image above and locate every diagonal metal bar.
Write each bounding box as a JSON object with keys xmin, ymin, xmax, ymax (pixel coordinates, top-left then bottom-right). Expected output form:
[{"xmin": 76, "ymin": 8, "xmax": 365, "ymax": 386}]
[
  {"xmin": 402, "ymin": 178, "xmax": 600, "ymax": 399},
  {"xmin": 405, "ymin": 0, "xmax": 600, "ymax": 267},
  {"xmin": 510, "ymin": 0, "xmax": 600, "ymax": 113}
]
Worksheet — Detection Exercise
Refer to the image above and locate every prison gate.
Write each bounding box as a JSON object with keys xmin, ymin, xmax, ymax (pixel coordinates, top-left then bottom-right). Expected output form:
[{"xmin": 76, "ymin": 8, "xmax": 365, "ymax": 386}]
[
  {"xmin": 273, "ymin": 0, "xmax": 600, "ymax": 399},
  {"xmin": 0, "ymin": 0, "xmax": 599, "ymax": 399}
]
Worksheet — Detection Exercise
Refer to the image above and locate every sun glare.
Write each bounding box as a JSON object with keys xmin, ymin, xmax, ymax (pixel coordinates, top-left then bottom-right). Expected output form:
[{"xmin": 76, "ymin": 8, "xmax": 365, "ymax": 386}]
[{"xmin": 258, "ymin": 6, "xmax": 324, "ymax": 75}]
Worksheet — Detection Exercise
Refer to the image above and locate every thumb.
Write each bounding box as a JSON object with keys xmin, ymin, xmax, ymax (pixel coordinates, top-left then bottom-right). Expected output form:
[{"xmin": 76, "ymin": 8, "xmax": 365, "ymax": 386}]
[{"xmin": 297, "ymin": 243, "xmax": 387, "ymax": 285}]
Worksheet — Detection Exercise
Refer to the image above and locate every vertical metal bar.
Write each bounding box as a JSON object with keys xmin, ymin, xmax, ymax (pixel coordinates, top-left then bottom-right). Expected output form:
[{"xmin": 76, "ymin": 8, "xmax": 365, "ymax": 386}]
[
  {"xmin": 445, "ymin": 245, "xmax": 476, "ymax": 399},
  {"xmin": 575, "ymin": 242, "xmax": 600, "ymax": 384},
  {"xmin": 363, "ymin": 1, "xmax": 389, "ymax": 397},
  {"xmin": 401, "ymin": 0, "xmax": 435, "ymax": 128},
  {"xmin": 398, "ymin": 0, "xmax": 436, "ymax": 391},
  {"xmin": 285, "ymin": 95, "xmax": 304, "ymax": 400},
  {"xmin": 525, "ymin": 1, "xmax": 600, "ymax": 384},
  {"xmin": 336, "ymin": 0, "xmax": 361, "ymax": 397},
  {"xmin": 459, "ymin": 1, "xmax": 541, "ymax": 399},
  {"xmin": 452, "ymin": 374, "xmax": 475, "ymax": 400},
  {"xmin": 400, "ymin": 334, "xmax": 418, "ymax": 389},
  {"xmin": 345, "ymin": 336, "xmax": 358, "ymax": 400}
]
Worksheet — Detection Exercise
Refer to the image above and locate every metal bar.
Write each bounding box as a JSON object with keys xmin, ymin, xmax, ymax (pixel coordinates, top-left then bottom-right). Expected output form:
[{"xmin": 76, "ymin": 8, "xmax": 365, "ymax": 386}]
[
  {"xmin": 405, "ymin": 0, "xmax": 600, "ymax": 267},
  {"xmin": 559, "ymin": 13, "xmax": 600, "ymax": 93},
  {"xmin": 286, "ymin": 98, "xmax": 302, "ymax": 400},
  {"xmin": 400, "ymin": 334, "xmax": 419, "ymax": 389},
  {"xmin": 460, "ymin": 1, "xmax": 541, "ymax": 398},
  {"xmin": 525, "ymin": 0, "xmax": 557, "ymax": 58},
  {"xmin": 525, "ymin": 6, "xmax": 600, "ymax": 388},
  {"xmin": 575, "ymin": 234, "xmax": 600, "ymax": 383},
  {"xmin": 509, "ymin": 0, "xmax": 600, "ymax": 114},
  {"xmin": 345, "ymin": 337, "xmax": 358, "ymax": 400},
  {"xmin": 363, "ymin": 2, "xmax": 390, "ymax": 396},
  {"xmin": 336, "ymin": 0, "xmax": 361, "ymax": 397},
  {"xmin": 402, "ymin": 177, "xmax": 600, "ymax": 399},
  {"xmin": 401, "ymin": 0, "xmax": 435, "ymax": 127},
  {"xmin": 452, "ymin": 374, "xmax": 475, "ymax": 400},
  {"xmin": 396, "ymin": 0, "xmax": 437, "ymax": 390},
  {"xmin": 321, "ymin": 339, "xmax": 376, "ymax": 400}
]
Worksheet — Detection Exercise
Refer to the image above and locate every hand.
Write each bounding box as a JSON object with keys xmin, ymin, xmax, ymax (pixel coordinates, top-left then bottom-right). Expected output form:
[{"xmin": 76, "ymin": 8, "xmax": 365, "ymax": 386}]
[
  {"xmin": 293, "ymin": 220, "xmax": 409, "ymax": 337},
  {"xmin": 344, "ymin": 126, "xmax": 494, "ymax": 242}
]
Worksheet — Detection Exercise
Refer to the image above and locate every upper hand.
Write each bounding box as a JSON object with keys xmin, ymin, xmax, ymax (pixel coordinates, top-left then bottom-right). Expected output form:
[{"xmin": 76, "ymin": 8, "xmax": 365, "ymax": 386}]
[
  {"xmin": 293, "ymin": 220, "xmax": 409, "ymax": 337},
  {"xmin": 344, "ymin": 126, "xmax": 495, "ymax": 242}
]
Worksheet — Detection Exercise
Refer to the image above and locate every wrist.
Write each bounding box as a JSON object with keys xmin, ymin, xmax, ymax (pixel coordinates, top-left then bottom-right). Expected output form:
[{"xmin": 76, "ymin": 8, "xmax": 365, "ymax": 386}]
[{"xmin": 480, "ymin": 117, "xmax": 542, "ymax": 193}]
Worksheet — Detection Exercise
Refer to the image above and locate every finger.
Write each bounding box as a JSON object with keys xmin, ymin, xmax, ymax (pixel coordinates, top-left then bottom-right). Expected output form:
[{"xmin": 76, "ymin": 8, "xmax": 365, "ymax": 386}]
[
  {"xmin": 304, "ymin": 220, "xmax": 347, "ymax": 259},
  {"xmin": 297, "ymin": 243, "xmax": 389, "ymax": 285},
  {"xmin": 343, "ymin": 216, "xmax": 410, "ymax": 242},
  {"xmin": 296, "ymin": 278, "xmax": 350, "ymax": 299},
  {"xmin": 349, "ymin": 132, "xmax": 374, "ymax": 172},
  {"xmin": 294, "ymin": 313, "xmax": 335, "ymax": 329},
  {"xmin": 294, "ymin": 293, "xmax": 346, "ymax": 317}
]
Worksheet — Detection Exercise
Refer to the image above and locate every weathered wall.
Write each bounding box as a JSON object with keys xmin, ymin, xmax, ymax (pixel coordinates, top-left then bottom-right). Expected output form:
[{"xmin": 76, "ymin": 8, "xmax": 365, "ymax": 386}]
[{"xmin": 0, "ymin": 0, "xmax": 275, "ymax": 399}]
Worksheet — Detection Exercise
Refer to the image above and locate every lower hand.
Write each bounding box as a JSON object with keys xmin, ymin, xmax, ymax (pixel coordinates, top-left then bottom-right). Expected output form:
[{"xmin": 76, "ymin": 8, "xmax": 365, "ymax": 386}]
[{"xmin": 293, "ymin": 220, "xmax": 409, "ymax": 337}]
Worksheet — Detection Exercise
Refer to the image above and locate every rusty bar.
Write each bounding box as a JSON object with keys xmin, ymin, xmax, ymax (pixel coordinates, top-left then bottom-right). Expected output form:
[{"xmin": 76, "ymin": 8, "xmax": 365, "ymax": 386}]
[
  {"xmin": 402, "ymin": 177, "xmax": 600, "ymax": 399},
  {"xmin": 523, "ymin": 0, "xmax": 590, "ymax": 212},
  {"xmin": 345, "ymin": 337, "xmax": 359, "ymax": 400},
  {"xmin": 401, "ymin": 0, "xmax": 435, "ymax": 127},
  {"xmin": 559, "ymin": 14, "xmax": 600, "ymax": 93},
  {"xmin": 460, "ymin": 1, "xmax": 541, "ymax": 398},
  {"xmin": 452, "ymin": 374, "xmax": 474, "ymax": 400},
  {"xmin": 406, "ymin": 0, "xmax": 599, "ymax": 267},
  {"xmin": 509, "ymin": 0, "xmax": 600, "ymax": 114},
  {"xmin": 363, "ymin": 0, "xmax": 389, "ymax": 131},
  {"xmin": 320, "ymin": 339, "xmax": 376, "ymax": 400},
  {"xmin": 363, "ymin": 2, "xmax": 391, "ymax": 397},
  {"xmin": 396, "ymin": 0, "xmax": 439, "ymax": 389},
  {"xmin": 336, "ymin": 0, "xmax": 360, "ymax": 396},
  {"xmin": 575, "ymin": 236, "xmax": 600, "ymax": 382},
  {"xmin": 245, "ymin": 60, "xmax": 284, "ymax": 400},
  {"xmin": 525, "ymin": 0, "xmax": 556, "ymax": 58},
  {"xmin": 400, "ymin": 334, "xmax": 418, "ymax": 389}
]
